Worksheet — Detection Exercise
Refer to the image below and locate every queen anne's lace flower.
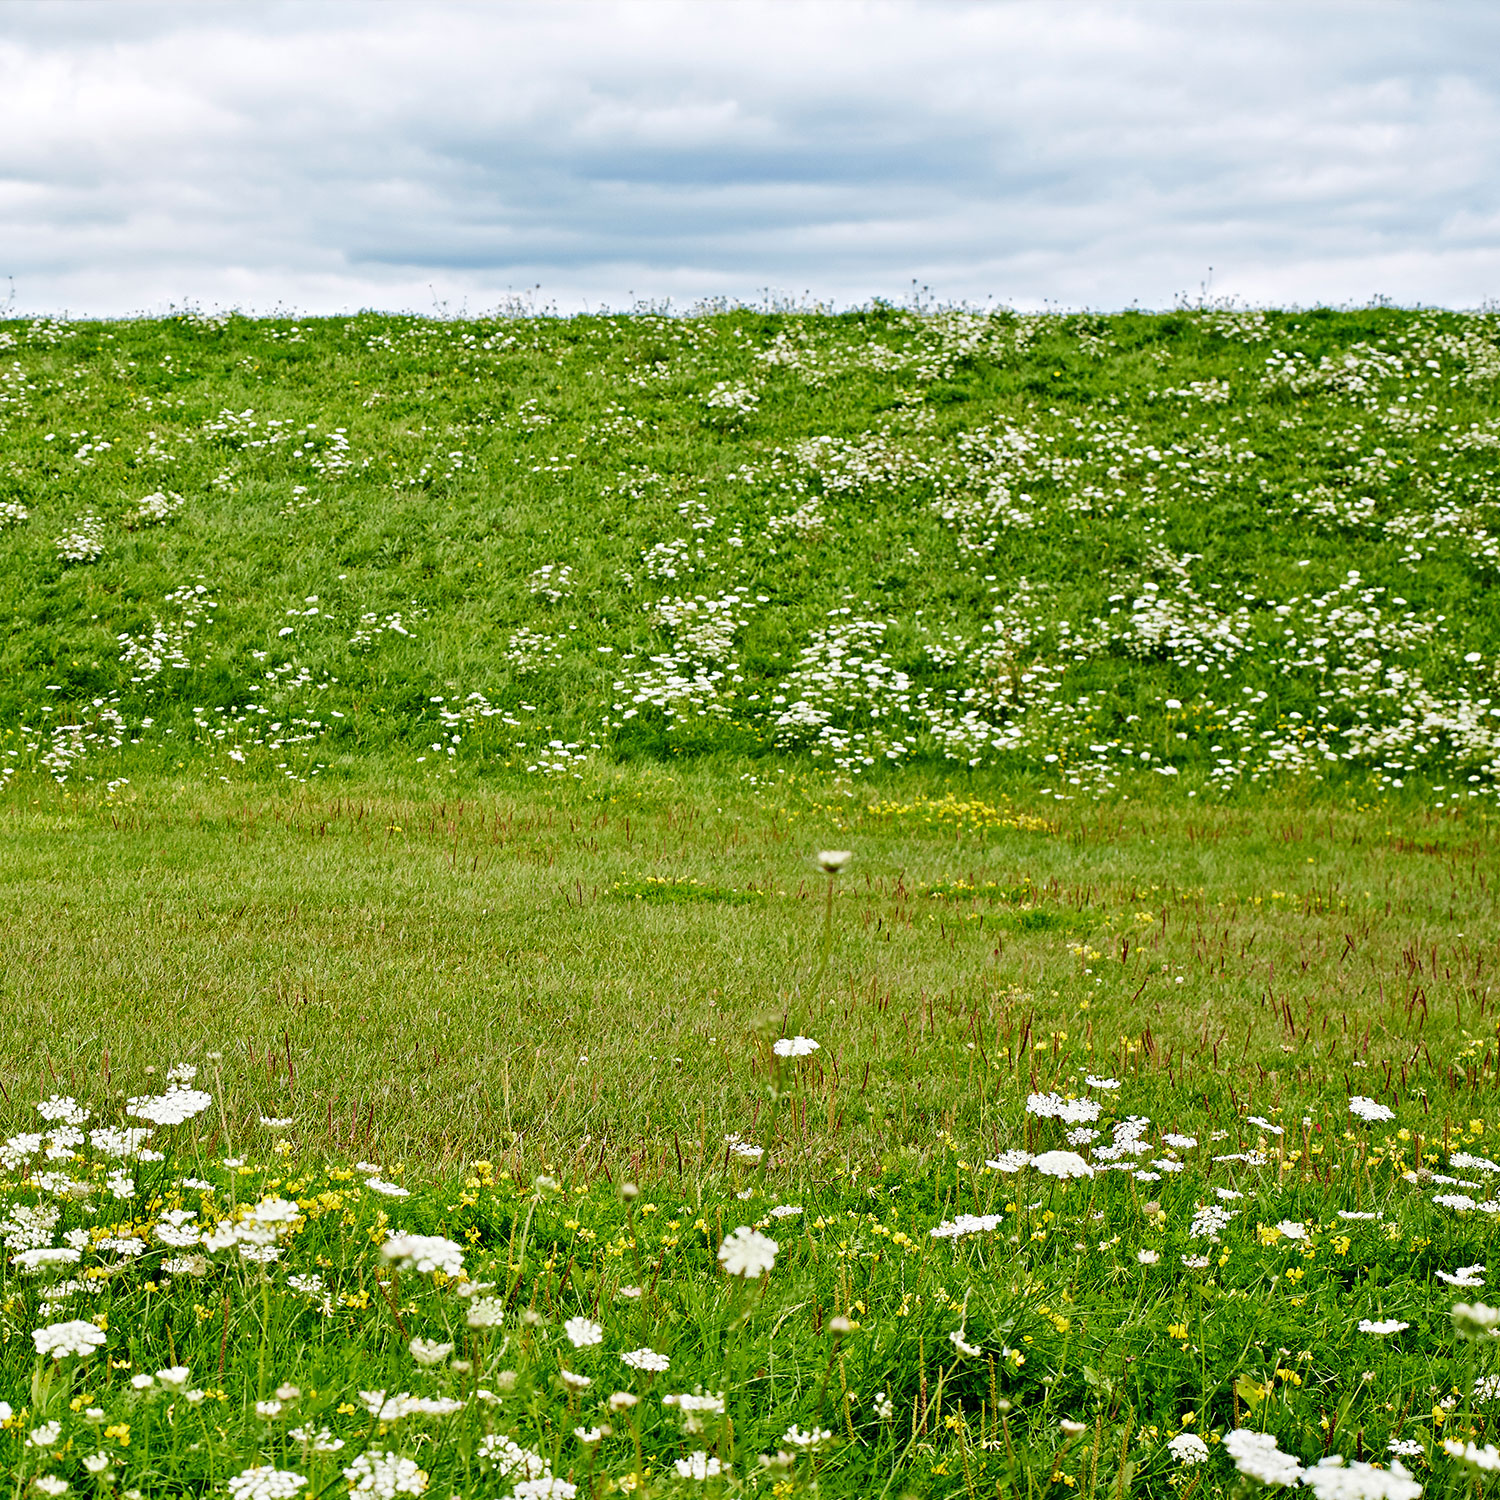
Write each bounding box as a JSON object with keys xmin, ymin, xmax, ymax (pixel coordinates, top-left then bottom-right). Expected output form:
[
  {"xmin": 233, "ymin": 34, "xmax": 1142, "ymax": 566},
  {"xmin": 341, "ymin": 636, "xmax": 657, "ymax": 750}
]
[
  {"xmin": 1302, "ymin": 1456, "xmax": 1422, "ymax": 1499},
  {"xmin": 718, "ymin": 1226, "xmax": 778, "ymax": 1278},
  {"xmin": 342, "ymin": 1450, "xmax": 428, "ymax": 1496},
  {"xmin": 1224, "ymin": 1429, "xmax": 1304, "ymax": 1487},
  {"xmin": 223, "ymin": 1464, "xmax": 309, "ymax": 1500},
  {"xmin": 32, "ymin": 1319, "xmax": 106, "ymax": 1359},
  {"xmin": 1168, "ymin": 1433, "xmax": 1209, "ymax": 1465},
  {"xmin": 675, "ymin": 1452, "xmax": 727, "ymax": 1479},
  {"xmin": 772, "ymin": 1036, "xmax": 819, "ymax": 1058},
  {"xmin": 1032, "ymin": 1150, "xmax": 1094, "ymax": 1179},
  {"xmin": 1446, "ymin": 1440, "xmax": 1500, "ymax": 1472},
  {"xmin": 620, "ymin": 1348, "xmax": 671, "ymax": 1372},
  {"xmin": 380, "ymin": 1234, "xmax": 465, "ymax": 1277},
  {"xmin": 125, "ymin": 1088, "xmax": 213, "ymax": 1126},
  {"xmin": 564, "ymin": 1316, "xmax": 603, "ymax": 1347},
  {"xmin": 477, "ymin": 1435, "xmax": 550, "ymax": 1478}
]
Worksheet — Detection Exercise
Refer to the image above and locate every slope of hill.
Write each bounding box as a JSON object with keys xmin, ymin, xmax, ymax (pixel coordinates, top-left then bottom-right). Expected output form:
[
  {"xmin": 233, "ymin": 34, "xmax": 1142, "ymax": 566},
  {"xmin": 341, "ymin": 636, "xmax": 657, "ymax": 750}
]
[{"xmin": 2, "ymin": 304, "xmax": 1499, "ymax": 800}]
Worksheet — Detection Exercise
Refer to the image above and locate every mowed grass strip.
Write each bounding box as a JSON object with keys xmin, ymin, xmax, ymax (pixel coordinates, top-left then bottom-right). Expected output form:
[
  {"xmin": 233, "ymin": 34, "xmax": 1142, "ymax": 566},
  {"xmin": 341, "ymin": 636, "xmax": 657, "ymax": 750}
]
[{"xmin": 0, "ymin": 771, "xmax": 1492, "ymax": 1166}]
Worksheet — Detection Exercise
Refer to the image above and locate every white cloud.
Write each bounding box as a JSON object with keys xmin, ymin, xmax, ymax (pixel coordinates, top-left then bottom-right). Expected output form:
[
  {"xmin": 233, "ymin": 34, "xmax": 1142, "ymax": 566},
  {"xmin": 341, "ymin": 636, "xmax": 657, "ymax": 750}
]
[{"xmin": 0, "ymin": 0, "xmax": 1496, "ymax": 314}]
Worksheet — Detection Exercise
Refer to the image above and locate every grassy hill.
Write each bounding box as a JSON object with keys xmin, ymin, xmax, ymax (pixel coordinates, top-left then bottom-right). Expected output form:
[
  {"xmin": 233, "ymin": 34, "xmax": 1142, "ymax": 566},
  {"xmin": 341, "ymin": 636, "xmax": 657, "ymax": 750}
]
[{"xmin": 3, "ymin": 304, "xmax": 1500, "ymax": 801}]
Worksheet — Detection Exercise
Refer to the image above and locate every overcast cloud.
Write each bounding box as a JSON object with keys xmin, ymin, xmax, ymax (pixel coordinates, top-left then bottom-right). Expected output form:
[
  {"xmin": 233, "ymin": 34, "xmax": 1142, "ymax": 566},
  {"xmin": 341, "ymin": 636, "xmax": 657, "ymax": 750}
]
[{"xmin": 1, "ymin": 0, "xmax": 1496, "ymax": 315}]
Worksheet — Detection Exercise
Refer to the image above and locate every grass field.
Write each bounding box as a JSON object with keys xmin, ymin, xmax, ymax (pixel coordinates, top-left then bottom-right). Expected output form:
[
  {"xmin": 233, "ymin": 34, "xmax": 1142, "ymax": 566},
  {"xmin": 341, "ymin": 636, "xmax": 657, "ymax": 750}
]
[{"xmin": 3, "ymin": 305, "xmax": 1500, "ymax": 1495}]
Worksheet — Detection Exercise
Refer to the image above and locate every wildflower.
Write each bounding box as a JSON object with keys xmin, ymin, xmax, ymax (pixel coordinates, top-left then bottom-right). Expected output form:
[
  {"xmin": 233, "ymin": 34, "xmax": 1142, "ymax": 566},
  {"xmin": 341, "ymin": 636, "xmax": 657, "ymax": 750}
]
[
  {"xmin": 28, "ymin": 1422, "xmax": 62, "ymax": 1447},
  {"xmin": 1350, "ymin": 1097, "xmax": 1395, "ymax": 1123},
  {"xmin": 1428, "ymin": 1194, "xmax": 1476, "ymax": 1218},
  {"xmin": 125, "ymin": 1088, "xmax": 213, "ymax": 1126},
  {"xmin": 931, "ymin": 1212, "xmax": 1004, "ymax": 1240},
  {"xmin": 985, "ymin": 1151, "xmax": 1031, "ymax": 1173},
  {"xmin": 13, "ymin": 1247, "xmax": 82, "ymax": 1272},
  {"xmin": 1033, "ymin": 1150, "xmax": 1095, "ymax": 1180},
  {"xmin": 33, "ymin": 1320, "xmax": 106, "ymax": 1359},
  {"xmin": 718, "ymin": 1226, "xmax": 778, "ymax": 1278},
  {"xmin": 38, "ymin": 1095, "xmax": 90, "ymax": 1124},
  {"xmin": 675, "ymin": 1452, "xmax": 727, "ymax": 1479},
  {"xmin": 772, "ymin": 1036, "xmax": 819, "ymax": 1058},
  {"xmin": 478, "ymin": 1436, "xmax": 550, "ymax": 1478},
  {"xmin": 255, "ymin": 1400, "xmax": 284, "ymax": 1420},
  {"xmin": 1437, "ymin": 1265, "xmax": 1486, "ymax": 1287},
  {"xmin": 1388, "ymin": 1440, "xmax": 1425, "ymax": 1459},
  {"xmin": 260, "ymin": 1116, "xmax": 294, "ymax": 1128},
  {"xmin": 1302, "ymin": 1456, "xmax": 1422, "ymax": 1500},
  {"xmin": 575, "ymin": 1425, "xmax": 611, "ymax": 1444},
  {"xmin": 949, "ymin": 1329, "xmax": 981, "ymax": 1357},
  {"xmin": 358, "ymin": 1391, "xmax": 463, "ymax": 1421},
  {"xmin": 364, "ymin": 1176, "xmax": 409, "ymax": 1198},
  {"xmin": 380, "ymin": 1234, "xmax": 465, "ymax": 1277},
  {"xmin": 620, "ymin": 1348, "xmax": 670, "ymax": 1372},
  {"xmin": 1445, "ymin": 1440, "xmax": 1500, "ymax": 1472},
  {"xmin": 467, "ymin": 1297, "xmax": 506, "ymax": 1328},
  {"xmin": 784, "ymin": 1425, "xmax": 832, "ymax": 1449},
  {"xmin": 1137, "ymin": 1250, "xmax": 1160, "ymax": 1265},
  {"xmin": 1453, "ymin": 1303, "xmax": 1500, "ymax": 1340},
  {"xmin": 1181, "ymin": 1255, "xmax": 1210, "ymax": 1269},
  {"xmin": 666, "ymin": 1392, "xmax": 727, "ymax": 1415},
  {"xmin": 408, "ymin": 1338, "xmax": 453, "ymax": 1366},
  {"xmin": 1060, "ymin": 1419, "xmax": 1087, "ymax": 1436},
  {"xmin": 1224, "ymin": 1429, "xmax": 1304, "ymax": 1487},
  {"xmin": 33, "ymin": 1482, "xmax": 68, "ymax": 1498},
  {"xmin": 559, "ymin": 1369, "xmax": 592, "ymax": 1390},
  {"xmin": 82, "ymin": 1456, "xmax": 110, "ymax": 1475},
  {"xmin": 130, "ymin": 1373, "xmax": 154, "ymax": 1391},
  {"xmin": 1027, "ymin": 1093, "xmax": 1102, "ymax": 1124},
  {"xmin": 873, "ymin": 1391, "xmax": 895, "ymax": 1420},
  {"xmin": 769, "ymin": 1205, "xmax": 803, "ymax": 1219},
  {"xmin": 1358, "ymin": 1319, "xmax": 1409, "ymax": 1335},
  {"xmin": 1277, "ymin": 1221, "xmax": 1308, "ymax": 1240},
  {"xmin": 1169, "ymin": 1432, "xmax": 1209, "ymax": 1464},
  {"xmin": 564, "ymin": 1316, "xmax": 603, "ymax": 1348},
  {"xmin": 342, "ymin": 1450, "xmax": 428, "ymax": 1496},
  {"xmin": 608, "ymin": 1391, "xmax": 639, "ymax": 1411},
  {"xmin": 816, "ymin": 850, "xmax": 852, "ymax": 874},
  {"xmin": 511, "ymin": 1483, "xmax": 577, "ymax": 1500},
  {"xmin": 1086, "ymin": 1076, "xmax": 1122, "ymax": 1090},
  {"xmin": 289, "ymin": 1426, "xmax": 344, "ymax": 1453}
]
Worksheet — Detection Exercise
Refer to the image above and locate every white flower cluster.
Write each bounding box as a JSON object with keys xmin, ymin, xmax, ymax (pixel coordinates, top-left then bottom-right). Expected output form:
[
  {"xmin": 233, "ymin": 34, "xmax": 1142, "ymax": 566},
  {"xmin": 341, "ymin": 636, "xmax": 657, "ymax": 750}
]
[{"xmin": 380, "ymin": 1233, "xmax": 466, "ymax": 1278}]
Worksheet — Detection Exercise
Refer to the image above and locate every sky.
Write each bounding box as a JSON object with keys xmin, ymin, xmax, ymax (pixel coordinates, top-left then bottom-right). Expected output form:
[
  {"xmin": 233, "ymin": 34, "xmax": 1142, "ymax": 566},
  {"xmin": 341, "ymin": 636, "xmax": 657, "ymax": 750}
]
[{"xmin": 1, "ymin": 0, "xmax": 1497, "ymax": 317}]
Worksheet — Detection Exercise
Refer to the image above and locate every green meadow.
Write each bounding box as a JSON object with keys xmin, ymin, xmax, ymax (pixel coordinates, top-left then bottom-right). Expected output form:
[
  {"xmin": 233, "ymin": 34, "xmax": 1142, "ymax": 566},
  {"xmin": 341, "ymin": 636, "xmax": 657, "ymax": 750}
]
[{"xmin": 1, "ymin": 306, "xmax": 1499, "ymax": 1496}]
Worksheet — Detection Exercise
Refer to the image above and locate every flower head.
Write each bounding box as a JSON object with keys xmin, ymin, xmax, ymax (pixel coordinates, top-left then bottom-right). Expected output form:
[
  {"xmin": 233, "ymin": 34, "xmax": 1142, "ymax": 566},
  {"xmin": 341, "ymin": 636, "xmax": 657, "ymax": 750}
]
[
  {"xmin": 1032, "ymin": 1150, "xmax": 1094, "ymax": 1180},
  {"xmin": 563, "ymin": 1316, "xmax": 604, "ymax": 1348},
  {"xmin": 674, "ymin": 1452, "xmax": 727, "ymax": 1479},
  {"xmin": 226, "ymin": 1469, "xmax": 308, "ymax": 1500},
  {"xmin": 408, "ymin": 1338, "xmax": 453, "ymax": 1366},
  {"xmin": 32, "ymin": 1320, "xmax": 106, "ymax": 1360},
  {"xmin": 620, "ymin": 1348, "xmax": 670, "ymax": 1373},
  {"xmin": 380, "ymin": 1234, "xmax": 465, "ymax": 1278},
  {"xmin": 718, "ymin": 1226, "xmax": 778, "ymax": 1278},
  {"xmin": 1224, "ymin": 1429, "xmax": 1304, "ymax": 1487},
  {"xmin": 1303, "ymin": 1455, "xmax": 1421, "ymax": 1500},
  {"xmin": 816, "ymin": 851, "xmax": 852, "ymax": 875},
  {"xmin": 1453, "ymin": 1302, "xmax": 1500, "ymax": 1340},
  {"xmin": 342, "ymin": 1450, "xmax": 427, "ymax": 1496},
  {"xmin": 772, "ymin": 1036, "xmax": 819, "ymax": 1059},
  {"xmin": 1168, "ymin": 1433, "xmax": 1210, "ymax": 1466}
]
